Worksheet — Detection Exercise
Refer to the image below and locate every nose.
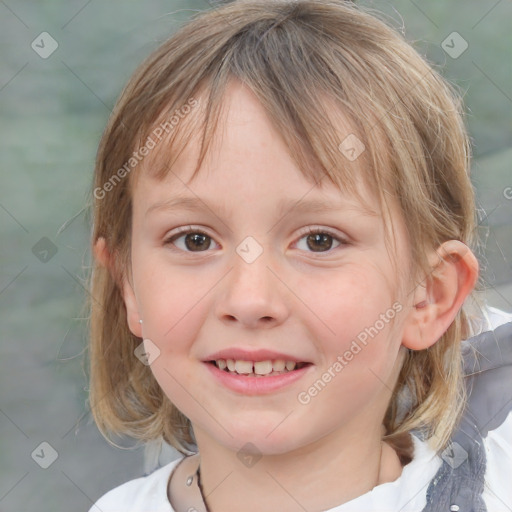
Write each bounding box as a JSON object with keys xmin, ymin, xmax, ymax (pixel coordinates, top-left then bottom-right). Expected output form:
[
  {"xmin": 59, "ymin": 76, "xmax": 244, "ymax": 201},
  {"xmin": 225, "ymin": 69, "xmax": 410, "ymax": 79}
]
[{"xmin": 214, "ymin": 247, "xmax": 290, "ymax": 329}]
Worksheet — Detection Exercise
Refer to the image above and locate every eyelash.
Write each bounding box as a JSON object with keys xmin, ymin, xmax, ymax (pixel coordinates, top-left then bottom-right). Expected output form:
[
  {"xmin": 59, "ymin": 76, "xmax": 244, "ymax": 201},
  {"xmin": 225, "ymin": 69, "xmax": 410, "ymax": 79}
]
[{"xmin": 164, "ymin": 226, "xmax": 348, "ymax": 255}]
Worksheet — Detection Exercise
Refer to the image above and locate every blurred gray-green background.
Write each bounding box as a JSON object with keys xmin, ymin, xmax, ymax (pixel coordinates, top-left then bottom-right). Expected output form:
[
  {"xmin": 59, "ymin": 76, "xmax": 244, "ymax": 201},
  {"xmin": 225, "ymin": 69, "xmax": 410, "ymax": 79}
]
[{"xmin": 0, "ymin": 1, "xmax": 511, "ymax": 511}]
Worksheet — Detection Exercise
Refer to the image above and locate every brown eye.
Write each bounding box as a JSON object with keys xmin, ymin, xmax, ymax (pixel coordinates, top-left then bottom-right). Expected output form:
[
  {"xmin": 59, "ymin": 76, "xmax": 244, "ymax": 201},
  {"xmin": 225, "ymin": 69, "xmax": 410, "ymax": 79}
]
[
  {"xmin": 295, "ymin": 228, "xmax": 345, "ymax": 254},
  {"xmin": 166, "ymin": 229, "xmax": 217, "ymax": 252},
  {"xmin": 306, "ymin": 233, "xmax": 334, "ymax": 252},
  {"xmin": 183, "ymin": 233, "xmax": 212, "ymax": 251}
]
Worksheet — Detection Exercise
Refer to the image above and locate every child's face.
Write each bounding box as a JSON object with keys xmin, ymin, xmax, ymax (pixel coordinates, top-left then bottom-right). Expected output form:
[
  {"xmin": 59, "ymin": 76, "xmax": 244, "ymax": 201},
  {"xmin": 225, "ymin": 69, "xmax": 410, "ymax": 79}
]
[{"xmin": 123, "ymin": 80, "xmax": 415, "ymax": 455}]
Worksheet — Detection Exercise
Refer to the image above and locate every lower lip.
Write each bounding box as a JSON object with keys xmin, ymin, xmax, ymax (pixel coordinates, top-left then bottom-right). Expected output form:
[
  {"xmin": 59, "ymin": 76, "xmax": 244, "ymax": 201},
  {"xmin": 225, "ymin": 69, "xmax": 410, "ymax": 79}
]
[{"xmin": 204, "ymin": 362, "xmax": 313, "ymax": 395}]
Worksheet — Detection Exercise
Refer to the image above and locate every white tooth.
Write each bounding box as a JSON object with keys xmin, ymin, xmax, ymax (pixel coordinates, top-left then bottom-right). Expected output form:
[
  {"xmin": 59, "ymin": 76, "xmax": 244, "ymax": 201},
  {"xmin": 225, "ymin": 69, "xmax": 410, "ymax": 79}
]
[
  {"xmin": 285, "ymin": 361, "xmax": 296, "ymax": 371},
  {"xmin": 254, "ymin": 360, "xmax": 273, "ymax": 375},
  {"xmin": 272, "ymin": 359, "xmax": 285, "ymax": 371},
  {"xmin": 235, "ymin": 360, "xmax": 253, "ymax": 374},
  {"xmin": 217, "ymin": 359, "xmax": 227, "ymax": 370},
  {"xmin": 227, "ymin": 359, "xmax": 236, "ymax": 371}
]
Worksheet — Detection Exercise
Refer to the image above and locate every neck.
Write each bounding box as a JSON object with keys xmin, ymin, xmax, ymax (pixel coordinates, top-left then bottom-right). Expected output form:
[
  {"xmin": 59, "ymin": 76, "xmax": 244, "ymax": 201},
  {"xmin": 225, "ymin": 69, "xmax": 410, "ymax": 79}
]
[{"xmin": 193, "ymin": 426, "xmax": 403, "ymax": 512}]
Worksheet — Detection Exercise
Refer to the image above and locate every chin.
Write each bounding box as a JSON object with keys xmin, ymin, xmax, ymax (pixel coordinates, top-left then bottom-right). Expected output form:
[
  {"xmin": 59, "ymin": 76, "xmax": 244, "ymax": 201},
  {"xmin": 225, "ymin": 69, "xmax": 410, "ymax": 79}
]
[{"xmin": 218, "ymin": 420, "xmax": 309, "ymax": 456}]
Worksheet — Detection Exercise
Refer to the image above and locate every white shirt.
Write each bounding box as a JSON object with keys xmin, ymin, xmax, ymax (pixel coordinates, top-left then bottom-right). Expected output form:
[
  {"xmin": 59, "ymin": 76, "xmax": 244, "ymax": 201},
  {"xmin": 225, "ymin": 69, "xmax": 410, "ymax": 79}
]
[{"xmin": 88, "ymin": 413, "xmax": 512, "ymax": 512}]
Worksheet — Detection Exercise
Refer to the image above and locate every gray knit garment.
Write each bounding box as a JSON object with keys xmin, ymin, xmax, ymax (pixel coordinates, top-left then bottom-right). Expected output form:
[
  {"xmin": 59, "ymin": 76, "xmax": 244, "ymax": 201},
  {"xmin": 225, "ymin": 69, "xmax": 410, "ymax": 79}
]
[{"xmin": 420, "ymin": 321, "xmax": 512, "ymax": 512}]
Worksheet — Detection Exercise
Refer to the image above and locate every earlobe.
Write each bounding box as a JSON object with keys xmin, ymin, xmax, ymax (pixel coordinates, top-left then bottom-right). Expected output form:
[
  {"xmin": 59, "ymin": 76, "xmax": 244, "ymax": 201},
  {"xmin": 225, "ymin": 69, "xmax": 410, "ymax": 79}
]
[{"xmin": 402, "ymin": 240, "xmax": 479, "ymax": 351}]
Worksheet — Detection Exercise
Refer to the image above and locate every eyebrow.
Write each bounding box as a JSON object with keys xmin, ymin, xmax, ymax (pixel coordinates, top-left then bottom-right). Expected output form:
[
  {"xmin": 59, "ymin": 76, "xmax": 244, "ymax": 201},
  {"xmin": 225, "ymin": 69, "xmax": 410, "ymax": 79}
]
[{"xmin": 145, "ymin": 195, "xmax": 378, "ymax": 218}]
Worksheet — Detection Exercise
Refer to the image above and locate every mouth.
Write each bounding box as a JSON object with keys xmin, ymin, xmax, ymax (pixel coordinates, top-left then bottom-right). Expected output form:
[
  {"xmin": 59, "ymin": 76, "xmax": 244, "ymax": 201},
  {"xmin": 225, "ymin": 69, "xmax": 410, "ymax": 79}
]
[{"xmin": 207, "ymin": 359, "xmax": 312, "ymax": 377}]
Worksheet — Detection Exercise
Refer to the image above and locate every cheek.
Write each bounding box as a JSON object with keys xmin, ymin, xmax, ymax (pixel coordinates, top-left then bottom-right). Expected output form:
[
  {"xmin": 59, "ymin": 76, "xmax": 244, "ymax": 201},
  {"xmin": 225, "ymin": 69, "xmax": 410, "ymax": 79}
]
[
  {"xmin": 302, "ymin": 264, "xmax": 404, "ymax": 390},
  {"xmin": 292, "ymin": 271, "xmax": 404, "ymax": 438},
  {"xmin": 132, "ymin": 251, "xmax": 214, "ymax": 355},
  {"xmin": 309, "ymin": 264, "xmax": 399, "ymax": 342},
  {"xmin": 133, "ymin": 262, "xmax": 215, "ymax": 419}
]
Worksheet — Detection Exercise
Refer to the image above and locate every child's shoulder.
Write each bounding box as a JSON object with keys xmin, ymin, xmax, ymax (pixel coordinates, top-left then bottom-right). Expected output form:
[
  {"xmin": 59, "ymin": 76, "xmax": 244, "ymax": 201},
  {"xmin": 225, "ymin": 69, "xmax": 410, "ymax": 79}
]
[
  {"xmin": 461, "ymin": 318, "xmax": 512, "ymax": 435},
  {"xmin": 88, "ymin": 457, "xmax": 183, "ymax": 512},
  {"xmin": 423, "ymin": 319, "xmax": 512, "ymax": 512}
]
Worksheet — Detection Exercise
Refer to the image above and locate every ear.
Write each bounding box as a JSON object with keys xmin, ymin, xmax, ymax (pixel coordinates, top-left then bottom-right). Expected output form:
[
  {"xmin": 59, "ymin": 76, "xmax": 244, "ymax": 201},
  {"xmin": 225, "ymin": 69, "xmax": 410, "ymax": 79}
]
[
  {"xmin": 402, "ymin": 240, "xmax": 479, "ymax": 350},
  {"xmin": 122, "ymin": 276, "xmax": 143, "ymax": 338},
  {"xmin": 93, "ymin": 237, "xmax": 142, "ymax": 338},
  {"xmin": 93, "ymin": 236, "xmax": 110, "ymax": 268}
]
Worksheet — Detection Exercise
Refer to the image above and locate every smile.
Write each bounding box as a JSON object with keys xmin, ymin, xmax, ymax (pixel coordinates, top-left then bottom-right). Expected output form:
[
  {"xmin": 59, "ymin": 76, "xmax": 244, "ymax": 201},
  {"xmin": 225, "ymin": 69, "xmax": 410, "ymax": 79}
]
[
  {"xmin": 205, "ymin": 359, "xmax": 313, "ymax": 395},
  {"xmin": 209, "ymin": 359, "xmax": 310, "ymax": 377}
]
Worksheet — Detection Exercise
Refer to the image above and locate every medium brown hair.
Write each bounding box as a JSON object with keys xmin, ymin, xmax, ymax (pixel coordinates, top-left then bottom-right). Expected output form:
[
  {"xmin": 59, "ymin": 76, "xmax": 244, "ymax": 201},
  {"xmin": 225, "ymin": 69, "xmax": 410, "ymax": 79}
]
[{"xmin": 89, "ymin": 0, "xmax": 478, "ymax": 460}]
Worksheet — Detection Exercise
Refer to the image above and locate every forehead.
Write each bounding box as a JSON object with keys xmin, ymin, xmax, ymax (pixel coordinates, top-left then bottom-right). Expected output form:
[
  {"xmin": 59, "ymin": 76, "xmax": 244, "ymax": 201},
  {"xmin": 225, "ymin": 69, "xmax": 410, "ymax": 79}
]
[{"xmin": 133, "ymin": 80, "xmax": 380, "ymax": 217}]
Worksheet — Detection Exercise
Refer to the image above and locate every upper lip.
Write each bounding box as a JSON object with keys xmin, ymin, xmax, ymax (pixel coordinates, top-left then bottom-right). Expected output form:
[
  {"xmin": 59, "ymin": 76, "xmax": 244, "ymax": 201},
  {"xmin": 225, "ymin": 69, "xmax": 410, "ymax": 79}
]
[{"xmin": 204, "ymin": 348, "xmax": 310, "ymax": 363}]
